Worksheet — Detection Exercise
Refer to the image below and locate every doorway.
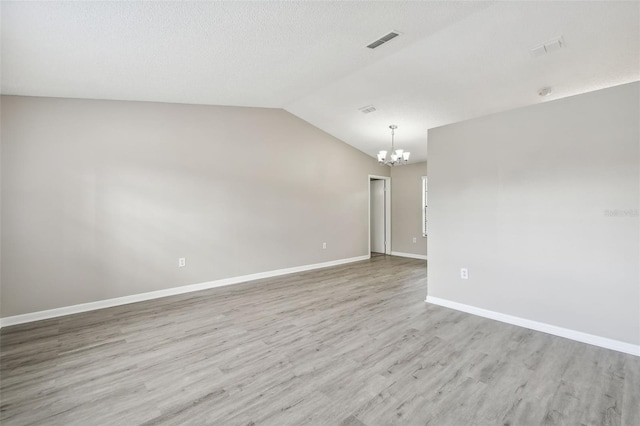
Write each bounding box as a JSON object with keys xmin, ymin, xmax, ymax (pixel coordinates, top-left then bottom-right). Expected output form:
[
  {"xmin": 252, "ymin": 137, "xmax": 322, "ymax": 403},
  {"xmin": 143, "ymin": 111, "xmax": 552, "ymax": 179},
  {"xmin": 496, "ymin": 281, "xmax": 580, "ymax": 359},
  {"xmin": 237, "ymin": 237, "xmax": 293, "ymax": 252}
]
[{"xmin": 369, "ymin": 175, "xmax": 391, "ymax": 256}]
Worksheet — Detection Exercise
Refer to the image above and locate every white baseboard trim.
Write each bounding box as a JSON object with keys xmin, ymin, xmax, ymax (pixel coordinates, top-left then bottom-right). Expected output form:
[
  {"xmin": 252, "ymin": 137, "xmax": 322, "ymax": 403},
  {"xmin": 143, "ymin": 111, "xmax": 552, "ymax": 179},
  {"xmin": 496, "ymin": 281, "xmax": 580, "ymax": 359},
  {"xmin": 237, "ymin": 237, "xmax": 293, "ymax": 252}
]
[
  {"xmin": 0, "ymin": 255, "xmax": 370, "ymax": 328},
  {"xmin": 425, "ymin": 296, "xmax": 640, "ymax": 357},
  {"xmin": 391, "ymin": 251, "xmax": 427, "ymax": 261}
]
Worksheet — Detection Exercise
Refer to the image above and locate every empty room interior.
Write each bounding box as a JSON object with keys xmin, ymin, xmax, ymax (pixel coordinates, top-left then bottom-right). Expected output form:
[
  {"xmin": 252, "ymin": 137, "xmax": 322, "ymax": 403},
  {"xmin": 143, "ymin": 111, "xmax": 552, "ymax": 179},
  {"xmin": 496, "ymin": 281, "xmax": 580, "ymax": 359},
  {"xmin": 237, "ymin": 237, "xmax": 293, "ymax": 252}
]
[{"xmin": 1, "ymin": 1, "xmax": 639, "ymax": 425}]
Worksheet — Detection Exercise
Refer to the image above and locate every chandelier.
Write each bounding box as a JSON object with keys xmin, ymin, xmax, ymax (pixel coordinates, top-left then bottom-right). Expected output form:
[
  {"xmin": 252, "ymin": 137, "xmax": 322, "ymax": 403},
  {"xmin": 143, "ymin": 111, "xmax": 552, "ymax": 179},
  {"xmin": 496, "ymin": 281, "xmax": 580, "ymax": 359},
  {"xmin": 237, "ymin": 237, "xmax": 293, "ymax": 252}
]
[{"xmin": 377, "ymin": 125, "xmax": 410, "ymax": 166}]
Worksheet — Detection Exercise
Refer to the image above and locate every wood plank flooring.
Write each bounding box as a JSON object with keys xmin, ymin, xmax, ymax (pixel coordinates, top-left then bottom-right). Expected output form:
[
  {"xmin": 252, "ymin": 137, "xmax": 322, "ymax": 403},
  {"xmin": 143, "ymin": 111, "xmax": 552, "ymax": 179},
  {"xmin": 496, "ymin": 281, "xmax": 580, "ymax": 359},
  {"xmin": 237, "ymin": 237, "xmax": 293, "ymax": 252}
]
[{"xmin": 1, "ymin": 255, "xmax": 639, "ymax": 425}]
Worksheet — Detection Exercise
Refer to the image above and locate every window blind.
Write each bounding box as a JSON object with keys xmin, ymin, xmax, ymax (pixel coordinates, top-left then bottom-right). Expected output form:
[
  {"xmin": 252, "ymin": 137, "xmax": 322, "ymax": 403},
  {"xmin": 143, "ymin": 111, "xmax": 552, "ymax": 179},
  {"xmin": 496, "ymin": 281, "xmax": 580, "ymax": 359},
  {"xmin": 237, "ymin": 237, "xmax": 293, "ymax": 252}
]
[{"xmin": 422, "ymin": 176, "xmax": 427, "ymax": 237}]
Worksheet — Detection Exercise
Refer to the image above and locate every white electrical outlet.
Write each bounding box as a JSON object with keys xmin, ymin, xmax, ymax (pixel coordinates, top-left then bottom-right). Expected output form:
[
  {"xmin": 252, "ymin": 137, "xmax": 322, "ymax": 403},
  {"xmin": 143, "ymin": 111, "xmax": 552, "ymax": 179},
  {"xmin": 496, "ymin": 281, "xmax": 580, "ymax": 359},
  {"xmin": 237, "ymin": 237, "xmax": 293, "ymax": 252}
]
[
  {"xmin": 413, "ymin": 237, "xmax": 417, "ymax": 243},
  {"xmin": 460, "ymin": 268, "xmax": 468, "ymax": 279},
  {"xmin": 322, "ymin": 242, "xmax": 327, "ymax": 249},
  {"xmin": 178, "ymin": 258, "xmax": 186, "ymax": 268}
]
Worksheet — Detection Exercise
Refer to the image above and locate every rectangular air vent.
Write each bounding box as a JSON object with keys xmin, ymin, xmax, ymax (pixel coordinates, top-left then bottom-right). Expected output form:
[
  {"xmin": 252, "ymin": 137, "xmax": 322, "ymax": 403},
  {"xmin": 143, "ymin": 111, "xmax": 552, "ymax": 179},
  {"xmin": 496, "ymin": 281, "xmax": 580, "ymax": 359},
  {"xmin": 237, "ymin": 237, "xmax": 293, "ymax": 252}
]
[
  {"xmin": 359, "ymin": 105, "xmax": 377, "ymax": 114},
  {"xmin": 366, "ymin": 31, "xmax": 401, "ymax": 49},
  {"xmin": 530, "ymin": 36, "xmax": 564, "ymax": 57}
]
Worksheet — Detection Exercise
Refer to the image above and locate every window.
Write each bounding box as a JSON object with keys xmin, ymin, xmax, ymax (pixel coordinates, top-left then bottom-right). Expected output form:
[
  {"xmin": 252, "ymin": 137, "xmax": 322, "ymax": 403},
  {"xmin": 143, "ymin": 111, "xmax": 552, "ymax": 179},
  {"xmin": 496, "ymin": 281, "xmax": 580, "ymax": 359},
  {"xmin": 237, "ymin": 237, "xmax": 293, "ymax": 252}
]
[{"xmin": 422, "ymin": 176, "xmax": 427, "ymax": 236}]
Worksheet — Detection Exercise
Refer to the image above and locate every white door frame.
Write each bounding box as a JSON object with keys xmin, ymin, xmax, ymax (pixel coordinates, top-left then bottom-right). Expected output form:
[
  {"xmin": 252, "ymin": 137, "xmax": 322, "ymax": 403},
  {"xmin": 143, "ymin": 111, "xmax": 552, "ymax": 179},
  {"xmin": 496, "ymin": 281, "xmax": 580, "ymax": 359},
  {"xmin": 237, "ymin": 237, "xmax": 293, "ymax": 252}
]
[{"xmin": 368, "ymin": 175, "xmax": 391, "ymax": 256}]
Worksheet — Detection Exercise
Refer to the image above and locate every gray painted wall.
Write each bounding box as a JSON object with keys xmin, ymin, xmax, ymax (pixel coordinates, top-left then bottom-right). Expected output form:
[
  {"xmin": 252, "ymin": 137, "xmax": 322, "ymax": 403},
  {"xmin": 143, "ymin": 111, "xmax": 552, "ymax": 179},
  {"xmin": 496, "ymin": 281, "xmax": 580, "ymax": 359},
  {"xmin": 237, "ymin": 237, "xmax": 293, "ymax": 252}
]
[
  {"xmin": 428, "ymin": 82, "xmax": 639, "ymax": 345},
  {"xmin": 390, "ymin": 162, "xmax": 428, "ymax": 257},
  {"xmin": 1, "ymin": 96, "xmax": 389, "ymax": 317}
]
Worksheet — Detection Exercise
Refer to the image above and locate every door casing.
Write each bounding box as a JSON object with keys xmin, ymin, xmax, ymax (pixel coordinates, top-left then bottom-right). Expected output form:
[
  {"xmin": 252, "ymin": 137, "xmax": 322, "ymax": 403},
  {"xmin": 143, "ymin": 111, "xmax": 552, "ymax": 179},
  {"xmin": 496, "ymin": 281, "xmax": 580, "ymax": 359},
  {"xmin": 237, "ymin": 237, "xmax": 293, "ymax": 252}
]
[{"xmin": 368, "ymin": 175, "xmax": 391, "ymax": 255}]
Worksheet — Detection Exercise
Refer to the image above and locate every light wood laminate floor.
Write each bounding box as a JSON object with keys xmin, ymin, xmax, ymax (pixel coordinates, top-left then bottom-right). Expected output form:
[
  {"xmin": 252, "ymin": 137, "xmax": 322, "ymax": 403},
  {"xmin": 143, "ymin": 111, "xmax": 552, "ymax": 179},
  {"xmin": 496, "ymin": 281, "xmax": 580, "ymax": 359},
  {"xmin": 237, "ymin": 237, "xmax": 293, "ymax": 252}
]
[{"xmin": 1, "ymin": 256, "xmax": 639, "ymax": 425}]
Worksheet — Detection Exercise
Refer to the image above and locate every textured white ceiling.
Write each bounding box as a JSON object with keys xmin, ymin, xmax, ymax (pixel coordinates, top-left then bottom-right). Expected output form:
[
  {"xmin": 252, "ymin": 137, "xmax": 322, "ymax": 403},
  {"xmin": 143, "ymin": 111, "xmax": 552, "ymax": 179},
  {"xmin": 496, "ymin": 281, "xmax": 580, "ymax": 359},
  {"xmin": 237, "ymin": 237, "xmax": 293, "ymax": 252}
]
[{"xmin": 2, "ymin": 1, "xmax": 639, "ymax": 163}]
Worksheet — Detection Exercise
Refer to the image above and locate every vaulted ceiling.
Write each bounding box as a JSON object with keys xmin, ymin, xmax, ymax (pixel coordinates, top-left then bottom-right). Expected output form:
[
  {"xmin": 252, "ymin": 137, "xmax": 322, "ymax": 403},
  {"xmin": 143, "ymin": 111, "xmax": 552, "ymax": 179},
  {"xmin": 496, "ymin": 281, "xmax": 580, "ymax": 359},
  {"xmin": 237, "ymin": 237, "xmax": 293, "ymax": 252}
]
[{"xmin": 2, "ymin": 1, "xmax": 639, "ymax": 163}]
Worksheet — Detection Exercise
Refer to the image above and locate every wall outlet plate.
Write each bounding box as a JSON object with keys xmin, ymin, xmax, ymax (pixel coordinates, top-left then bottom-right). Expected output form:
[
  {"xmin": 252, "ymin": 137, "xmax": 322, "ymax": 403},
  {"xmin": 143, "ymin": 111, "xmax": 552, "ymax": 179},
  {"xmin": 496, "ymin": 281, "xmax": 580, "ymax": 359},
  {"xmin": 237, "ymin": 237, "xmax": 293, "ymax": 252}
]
[{"xmin": 460, "ymin": 268, "xmax": 468, "ymax": 279}]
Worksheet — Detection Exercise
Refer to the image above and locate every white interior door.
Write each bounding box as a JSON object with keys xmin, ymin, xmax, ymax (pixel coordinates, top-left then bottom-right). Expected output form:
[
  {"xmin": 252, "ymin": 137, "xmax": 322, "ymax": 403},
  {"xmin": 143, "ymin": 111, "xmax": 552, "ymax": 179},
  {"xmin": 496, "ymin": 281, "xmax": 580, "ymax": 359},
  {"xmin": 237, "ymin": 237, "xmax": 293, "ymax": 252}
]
[{"xmin": 370, "ymin": 179, "xmax": 386, "ymax": 254}]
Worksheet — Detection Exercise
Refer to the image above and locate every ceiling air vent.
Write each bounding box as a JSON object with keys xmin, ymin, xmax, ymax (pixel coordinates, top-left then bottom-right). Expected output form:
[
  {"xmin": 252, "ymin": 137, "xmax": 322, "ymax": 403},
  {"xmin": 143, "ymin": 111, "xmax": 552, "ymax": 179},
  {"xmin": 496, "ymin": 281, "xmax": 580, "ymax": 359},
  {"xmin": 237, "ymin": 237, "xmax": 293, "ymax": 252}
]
[
  {"xmin": 359, "ymin": 105, "xmax": 377, "ymax": 114},
  {"xmin": 530, "ymin": 36, "xmax": 564, "ymax": 57},
  {"xmin": 366, "ymin": 31, "xmax": 401, "ymax": 49}
]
